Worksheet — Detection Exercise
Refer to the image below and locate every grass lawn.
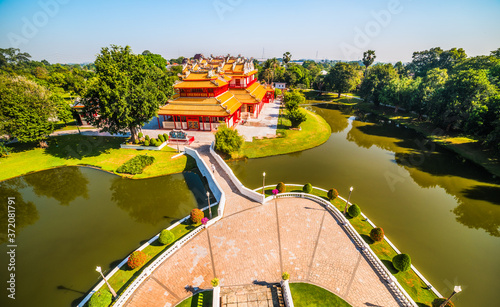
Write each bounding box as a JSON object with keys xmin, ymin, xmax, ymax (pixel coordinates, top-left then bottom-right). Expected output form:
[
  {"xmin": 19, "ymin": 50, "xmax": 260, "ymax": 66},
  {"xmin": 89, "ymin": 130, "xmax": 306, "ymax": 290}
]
[
  {"xmin": 176, "ymin": 290, "xmax": 213, "ymax": 307},
  {"xmin": 232, "ymin": 108, "xmax": 331, "ymax": 159},
  {"xmin": 0, "ymin": 134, "xmax": 196, "ymax": 181},
  {"xmin": 290, "ymin": 283, "xmax": 351, "ymax": 307},
  {"xmin": 258, "ymin": 186, "xmax": 437, "ymax": 306}
]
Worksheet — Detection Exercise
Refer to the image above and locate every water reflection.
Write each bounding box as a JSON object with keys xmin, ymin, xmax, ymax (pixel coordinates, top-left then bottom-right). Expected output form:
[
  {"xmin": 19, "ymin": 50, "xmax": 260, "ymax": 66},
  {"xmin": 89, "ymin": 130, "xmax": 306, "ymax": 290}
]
[
  {"xmin": 0, "ymin": 178, "xmax": 39, "ymax": 244},
  {"xmin": 23, "ymin": 166, "xmax": 89, "ymax": 206}
]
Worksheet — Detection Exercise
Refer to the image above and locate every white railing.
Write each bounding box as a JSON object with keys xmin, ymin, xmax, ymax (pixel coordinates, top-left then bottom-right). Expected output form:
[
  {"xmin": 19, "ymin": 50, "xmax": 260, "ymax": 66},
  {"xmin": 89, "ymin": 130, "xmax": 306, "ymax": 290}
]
[
  {"xmin": 212, "ymin": 286, "xmax": 220, "ymax": 307},
  {"xmin": 78, "ymin": 148, "xmax": 226, "ymax": 307},
  {"xmin": 280, "ymin": 280, "xmax": 294, "ymax": 307},
  {"xmin": 264, "ymin": 190, "xmax": 418, "ymax": 307},
  {"xmin": 210, "ymin": 142, "xmax": 264, "ymax": 203}
]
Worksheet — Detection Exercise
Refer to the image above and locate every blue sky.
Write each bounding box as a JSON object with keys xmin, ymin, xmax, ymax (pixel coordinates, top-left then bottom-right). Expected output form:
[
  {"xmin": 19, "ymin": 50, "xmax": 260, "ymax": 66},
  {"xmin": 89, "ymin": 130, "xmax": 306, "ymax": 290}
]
[{"xmin": 0, "ymin": 0, "xmax": 499, "ymax": 63}]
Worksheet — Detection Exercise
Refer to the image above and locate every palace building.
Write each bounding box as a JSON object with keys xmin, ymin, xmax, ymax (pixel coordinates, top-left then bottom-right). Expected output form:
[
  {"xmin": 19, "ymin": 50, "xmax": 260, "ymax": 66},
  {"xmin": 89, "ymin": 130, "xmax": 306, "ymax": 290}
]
[{"xmin": 157, "ymin": 55, "xmax": 274, "ymax": 131}]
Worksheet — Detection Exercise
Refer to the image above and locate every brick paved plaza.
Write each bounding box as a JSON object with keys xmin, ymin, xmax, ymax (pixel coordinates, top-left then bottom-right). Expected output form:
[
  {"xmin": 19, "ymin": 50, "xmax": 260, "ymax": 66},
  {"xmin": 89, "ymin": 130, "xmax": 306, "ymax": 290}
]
[{"xmin": 124, "ymin": 145, "xmax": 402, "ymax": 307}]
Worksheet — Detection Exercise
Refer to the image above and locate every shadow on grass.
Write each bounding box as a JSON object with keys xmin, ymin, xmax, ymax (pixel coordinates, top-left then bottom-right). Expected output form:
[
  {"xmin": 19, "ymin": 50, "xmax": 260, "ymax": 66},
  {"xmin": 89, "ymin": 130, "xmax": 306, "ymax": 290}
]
[
  {"xmin": 45, "ymin": 135, "xmax": 124, "ymax": 160},
  {"xmin": 361, "ymin": 234, "xmax": 374, "ymax": 245},
  {"xmin": 381, "ymin": 259, "xmax": 398, "ymax": 274}
]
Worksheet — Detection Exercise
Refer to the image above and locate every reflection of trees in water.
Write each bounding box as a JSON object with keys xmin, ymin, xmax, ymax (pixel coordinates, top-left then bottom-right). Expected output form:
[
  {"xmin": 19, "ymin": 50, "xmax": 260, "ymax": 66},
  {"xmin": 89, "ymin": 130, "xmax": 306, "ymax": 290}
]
[
  {"xmin": 0, "ymin": 179, "xmax": 39, "ymax": 244},
  {"xmin": 342, "ymin": 113, "xmax": 500, "ymax": 237},
  {"xmin": 312, "ymin": 105, "xmax": 350, "ymax": 134},
  {"xmin": 23, "ymin": 166, "xmax": 89, "ymax": 206},
  {"xmin": 110, "ymin": 174, "xmax": 197, "ymax": 225}
]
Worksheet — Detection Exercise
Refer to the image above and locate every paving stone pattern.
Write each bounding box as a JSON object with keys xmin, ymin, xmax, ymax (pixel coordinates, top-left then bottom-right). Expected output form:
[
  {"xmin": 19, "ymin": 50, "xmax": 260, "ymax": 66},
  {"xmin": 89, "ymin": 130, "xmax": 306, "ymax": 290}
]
[{"xmin": 124, "ymin": 145, "xmax": 402, "ymax": 307}]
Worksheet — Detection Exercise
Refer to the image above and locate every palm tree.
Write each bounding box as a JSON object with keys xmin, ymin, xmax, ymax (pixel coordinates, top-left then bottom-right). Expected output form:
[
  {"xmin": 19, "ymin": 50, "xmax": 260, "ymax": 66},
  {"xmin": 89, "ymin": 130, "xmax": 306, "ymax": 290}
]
[
  {"xmin": 362, "ymin": 50, "xmax": 376, "ymax": 76},
  {"xmin": 283, "ymin": 52, "xmax": 292, "ymax": 67}
]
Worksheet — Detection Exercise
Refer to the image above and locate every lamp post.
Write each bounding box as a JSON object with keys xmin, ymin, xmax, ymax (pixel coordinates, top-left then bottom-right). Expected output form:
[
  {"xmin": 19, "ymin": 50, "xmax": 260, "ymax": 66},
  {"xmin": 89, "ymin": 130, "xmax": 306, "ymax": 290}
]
[
  {"xmin": 96, "ymin": 266, "xmax": 117, "ymax": 298},
  {"xmin": 206, "ymin": 191, "xmax": 212, "ymax": 219},
  {"xmin": 343, "ymin": 186, "xmax": 353, "ymax": 215},
  {"xmin": 262, "ymin": 172, "xmax": 266, "ymax": 203},
  {"xmin": 440, "ymin": 286, "xmax": 462, "ymax": 307}
]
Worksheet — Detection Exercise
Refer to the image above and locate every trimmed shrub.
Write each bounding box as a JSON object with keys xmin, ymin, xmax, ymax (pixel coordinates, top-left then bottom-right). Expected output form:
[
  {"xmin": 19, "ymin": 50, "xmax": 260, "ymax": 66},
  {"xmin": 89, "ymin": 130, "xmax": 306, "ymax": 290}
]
[
  {"xmin": 327, "ymin": 188, "xmax": 339, "ymax": 200},
  {"xmin": 144, "ymin": 140, "xmax": 150, "ymax": 146},
  {"xmin": 303, "ymin": 183, "xmax": 313, "ymax": 194},
  {"xmin": 276, "ymin": 182, "xmax": 286, "ymax": 193},
  {"xmin": 287, "ymin": 108, "xmax": 307, "ymax": 128},
  {"xmin": 127, "ymin": 250, "xmax": 148, "ymax": 269},
  {"xmin": 282, "ymin": 272, "xmax": 290, "ymax": 280},
  {"xmin": 163, "ymin": 133, "xmax": 168, "ymax": 141},
  {"xmin": 138, "ymin": 132, "xmax": 143, "ymax": 139},
  {"xmin": 190, "ymin": 208, "xmax": 204, "ymax": 224},
  {"xmin": 214, "ymin": 124, "xmax": 244, "ymax": 154},
  {"xmin": 133, "ymin": 139, "xmax": 139, "ymax": 144},
  {"xmin": 393, "ymin": 253, "xmax": 412, "ymax": 272},
  {"xmin": 116, "ymin": 155, "xmax": 155, "ymax": 175},
  {"xmin": 347, "ymin": 203, "xmax": 361, "ymax": 218},
  {"xmin": 211, "ymin": 278, "xmax": 219, "ymax": 287},
  {"xmin": 89, "ymin": 290, "xmax": 112, "ymax": 307},
  {"xmin": 158, "ymin": 229, "xmax": 175, "ymax": 245},
  {"xmin": 432, "ymin": 298, "xmax": 454, "ymax": 307},
  {"xmin": 370, "ymin": 227, "xmax": 385, "ymax": 242},
  {"xmin": 145, "ymin": 135, "xmax": 150, "ymax": 141},
  {"xmin": 158, "ymin": 134, "xmax": 165, "ymax": 142}
]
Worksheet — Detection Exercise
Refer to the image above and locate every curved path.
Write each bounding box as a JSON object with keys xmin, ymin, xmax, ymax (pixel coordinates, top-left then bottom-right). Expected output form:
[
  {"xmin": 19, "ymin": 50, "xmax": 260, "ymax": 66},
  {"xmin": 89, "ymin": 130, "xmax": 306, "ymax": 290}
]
[{"xmin": 124, "ymin": 145, "xmax": 401, "ymax": 307}]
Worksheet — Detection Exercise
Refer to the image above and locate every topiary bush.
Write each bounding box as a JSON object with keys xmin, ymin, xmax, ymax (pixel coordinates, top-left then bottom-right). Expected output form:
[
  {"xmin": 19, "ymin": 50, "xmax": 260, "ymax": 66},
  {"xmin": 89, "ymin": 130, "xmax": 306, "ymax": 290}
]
[
  {"xmin": 432, "ymin": 298, "xmax": 454, "ymax": 307},
  {"xmin": 116, "ymin": 155, "xmax": 155, "ymax": 175},
  {"xmin": 190, "ymin": 208, "xmax": 204, "ymax": 224},
  {"xmin": 163, "ymin": 133, "xmax": 168, "ymax": 141},
  {"xmin": 211, "ymin": 278, "xmax": 219, "ymax": 287},
  {"xmin": 127, "ymin": 250, "xmax": 148, "ymax": 269},
  {"xmin": 158, "ymin": 134, "xmax": 165, "ymax": 142},
  {"xmin": 393, "ymin": 253, "xmax": 411, "ymax": 272},
  {"xmin": 89, "ymin": 290, "xmax": 112, "ymax": 307},
  {"xmin": 144, "ymin": 140, "xmax": 150, "ymax": 146},
  {"xmin": 370, "ymin": 227, "xmax": 385, "ymax": 242},
  {"xmin": 134, "ymin": 139, "xmax": 139, "ymax": 144},
  {"xmin": 282, "ymin": 272, "xmax": 290, "ymax": 280},
  {"xmin": 138, "ymin": 132, "xmax": 143, "ymax": 139},
  {"xmin": 145, "ymin": 135, "xmax": 150, "ymax": 141},
  {"xmin": 158, "ymin": 229, "xmax": 175, "ymax": 245},
  {"xmin": 276, "ymin": 182, "xmax": 286, "ymax": 193},
  {"xmin": 347, "ymin": 203, "xmax": 361, "ymax": 218},
  {"xmin": 327, "ymin": 188, "xmax": 339, "ymax": 200},
  {"xmin": 303, "ymin": 183, "xmax": 312, "ymax": 193}
]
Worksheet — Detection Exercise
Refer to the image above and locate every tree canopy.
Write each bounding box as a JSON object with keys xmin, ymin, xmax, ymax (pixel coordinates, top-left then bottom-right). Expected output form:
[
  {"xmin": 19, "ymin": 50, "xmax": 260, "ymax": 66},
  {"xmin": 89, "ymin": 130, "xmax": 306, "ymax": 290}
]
[
  {"xmin": 326, "ymin": 62, "xmax": 361, "ymax": 97},
  {"xmin": 82, "ymin": 45, "xmax": 174, "ymax": 141}
]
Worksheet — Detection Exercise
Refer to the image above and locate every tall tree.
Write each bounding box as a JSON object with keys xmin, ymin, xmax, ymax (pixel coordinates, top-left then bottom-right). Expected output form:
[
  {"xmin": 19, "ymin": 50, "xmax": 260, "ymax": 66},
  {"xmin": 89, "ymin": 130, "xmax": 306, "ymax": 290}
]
[
  {"xmin": 0, "ymin": 75, "xmax": 58, "ymax": 145},
  {"xmin": 283, "ymin": 52, "xmax": 292, "ymax": 67},
  {"xmin": 491, "ymin": 48, "xmax": 500, "ymax": 59},
  {"xmin": 359, "ymin": 64, "xmax": 398, "ymax": 106},
  {"xmin": 82, "ymin": 45, "xmax": 174, "ymax": 142},
  {"xmin": 326, "ymin": 62, "xmax": 361, "ymax": 98},
  {"xmin": 362, "ymin": 50, "xmax": 376, "ymax": 75}
]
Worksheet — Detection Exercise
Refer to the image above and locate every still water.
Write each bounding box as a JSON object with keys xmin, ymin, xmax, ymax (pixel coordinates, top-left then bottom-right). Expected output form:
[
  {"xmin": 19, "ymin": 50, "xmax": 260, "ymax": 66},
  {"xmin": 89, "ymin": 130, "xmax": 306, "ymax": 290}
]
[
  {"xmin": 228, "ymin": 104, "xmax": 500, "ymax": 307},
  {"xmin": 0, "ymin": 167, "xmax": 208, "ymax": 307}
]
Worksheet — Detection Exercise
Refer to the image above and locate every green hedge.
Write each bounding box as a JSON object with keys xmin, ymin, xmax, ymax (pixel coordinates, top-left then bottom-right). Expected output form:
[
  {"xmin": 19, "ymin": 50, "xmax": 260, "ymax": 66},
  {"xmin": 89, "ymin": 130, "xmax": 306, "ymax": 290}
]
[
  {"xmin": 116, "ymin": 155, "xmax": 155, "ymax": 175},
  {"xmin": 89, "ymin": 290, "xmax": 112, "ymax": 307},
  {"xmin": 347, "ymin": 204, "xmax": 361, "ymax": 218},
  {"xmin": 393, "ymin": 253, "xmax": 412, "ymax": 272}
]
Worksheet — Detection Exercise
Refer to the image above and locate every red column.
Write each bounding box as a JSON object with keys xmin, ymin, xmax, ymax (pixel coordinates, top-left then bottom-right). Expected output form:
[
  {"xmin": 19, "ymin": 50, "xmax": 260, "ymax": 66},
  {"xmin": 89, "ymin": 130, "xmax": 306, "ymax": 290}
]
[{"xmin": 157, "ymin": 116, "xmax": 161, "ymax": 129}]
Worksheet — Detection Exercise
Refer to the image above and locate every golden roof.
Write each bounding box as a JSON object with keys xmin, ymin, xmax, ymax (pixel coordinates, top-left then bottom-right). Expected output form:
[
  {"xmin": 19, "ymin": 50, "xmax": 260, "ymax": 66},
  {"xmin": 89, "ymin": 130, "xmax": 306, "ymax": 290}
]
[
  {"xmin": 159, "ymin": 93, "xmax": 241, "ymax": 117},
  {"xmin": 174, "ymin": 79, "xmax": 228, "ymax": 89},
  {"xmin": 229, "ymin": 82, "xmax": 267, "ymax": 104},
  {"xmin": 183, "ymin": 72, "xmax": 216, "ymax": 81}
]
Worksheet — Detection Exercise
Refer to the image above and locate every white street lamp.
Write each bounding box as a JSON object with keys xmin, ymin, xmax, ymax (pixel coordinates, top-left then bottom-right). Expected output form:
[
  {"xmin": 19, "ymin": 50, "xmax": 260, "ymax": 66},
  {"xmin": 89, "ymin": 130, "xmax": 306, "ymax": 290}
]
[
  {"xmin": 206, "ymin": 191, "xmax": 212, "ymax": 219},
  {"xmin": 262, "ymin": 172, "xmax": 266, "ymax": 203},
  {"xmin": 344, "ymin": 186, "xmax": 353, "ymax": 215},
  {"xmin": 440, "ymin": 286, "xmax": 462, "ymax": 307},
  {"xmin": 96, "ymin": 266, "xmax": 117, "ymax": 298}
]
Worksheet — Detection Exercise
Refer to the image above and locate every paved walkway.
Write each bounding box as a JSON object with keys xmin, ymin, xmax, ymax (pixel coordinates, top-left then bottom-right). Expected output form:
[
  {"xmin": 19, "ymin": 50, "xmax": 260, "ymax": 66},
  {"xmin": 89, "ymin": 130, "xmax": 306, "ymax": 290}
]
[
  {"xmin": 236, "ymin": 100, "xmax": 280, "ymax": 142},
  {"xmin": 221, "ymin": 284, "xmax": 284, "ymax": 307},
  {"xmin": 123, "ymin": 145, "xmax": 402, "ymax": 307}
]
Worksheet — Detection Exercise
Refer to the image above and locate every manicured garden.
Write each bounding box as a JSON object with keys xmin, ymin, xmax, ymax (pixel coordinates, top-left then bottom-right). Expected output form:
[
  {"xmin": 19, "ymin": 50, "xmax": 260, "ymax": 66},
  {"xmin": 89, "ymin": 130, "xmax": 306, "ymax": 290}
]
[
  {"xmin": 258, "ymin": 183, "xmax": 438, "ymax": 306},
  {"xmin": 0, "ymin": 134, "xmax": 196, "ymax": 181},
  {"xmin": 232, "ymin": 108, "xmax": 331, "ymax": 159},
  {"xmin": 176, "ymin": 290, "xmax": 213, "ymax": 307},
  {"xmin": 289, "ymin": 283, "xmax": 351, "ymax": 307},
  {"xmin": 89, "ymin": 206, "xmax": 217, "ymax": 307}
]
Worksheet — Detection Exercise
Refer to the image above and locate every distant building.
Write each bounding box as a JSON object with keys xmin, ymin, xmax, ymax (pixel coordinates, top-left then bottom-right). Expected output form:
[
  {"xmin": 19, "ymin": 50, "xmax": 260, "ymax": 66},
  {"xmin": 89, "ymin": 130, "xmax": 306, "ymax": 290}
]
[{"xmin": 273, "ymin": 82, "xmax": 287, "ymax": 90}]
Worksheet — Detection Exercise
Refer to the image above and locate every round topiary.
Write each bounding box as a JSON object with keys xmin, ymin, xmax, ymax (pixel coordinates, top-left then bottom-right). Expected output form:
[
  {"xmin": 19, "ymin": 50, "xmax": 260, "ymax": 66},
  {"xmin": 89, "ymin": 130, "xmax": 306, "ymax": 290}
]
[
  {"xmin": 134, "ymin": 139, "xmax": 139, "ymax": 144},
  {"xmin": 370, "ymin": 227, "xmax": 385, "ymax": 242},
  {"xmin": 282, "ymin": 272, "xmax": 290, "ymax": 280},
  {"xmin": 158, "ymin": 229, "xmax": 175, "ymax": 245},
  {"xmin": 138, "ymin": 132, "xmax": 143, "ymax": 139},
  {"xmin": 89, "ymin": 290, "xmax": 112, "ymax": 307},
  {"xmin": 211, "ymin": 278, "xmax": 219, "ymax": 287},
  {"xmin": 127, "ymin": 250, "xmax": 148, "ymax": 269},
  {"xmin": 303, "ymin": 183, "xmax": 312, "ymax": 193},
  {"xmin": 163, "ymin": 133, "xmax": 168, "ymax": 140},
  {"xmin": 144, "ymin": 140, "xmax": 150, "ymax": 146},
  {"xmin": 145, "ymin": 135, "xmax": 150, "ymax": 141},
  {"xmin": 347, "ymin": 203, "xmax": 361, "ymax": 218},
  {"xmin": 393, "ymin": 253, "xmax": 411, "ymax": 272},
  {"xmin": 276, "ymin": 182, "xmax": 286, "ymax": 193},
  {"xmin": 159, "ymin": 134, "xmax": 165, "ymax": 142},
  {"xmin": 190, "ymin": 208, "xmax": 204, "ymax": 224},
  {"xmin": 327, "ymin": 188, "xmax": 339, "ymax": 200},
  {"xmin": 432, "ymin": 298, "xmax": 454, "ymax": 307}
]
